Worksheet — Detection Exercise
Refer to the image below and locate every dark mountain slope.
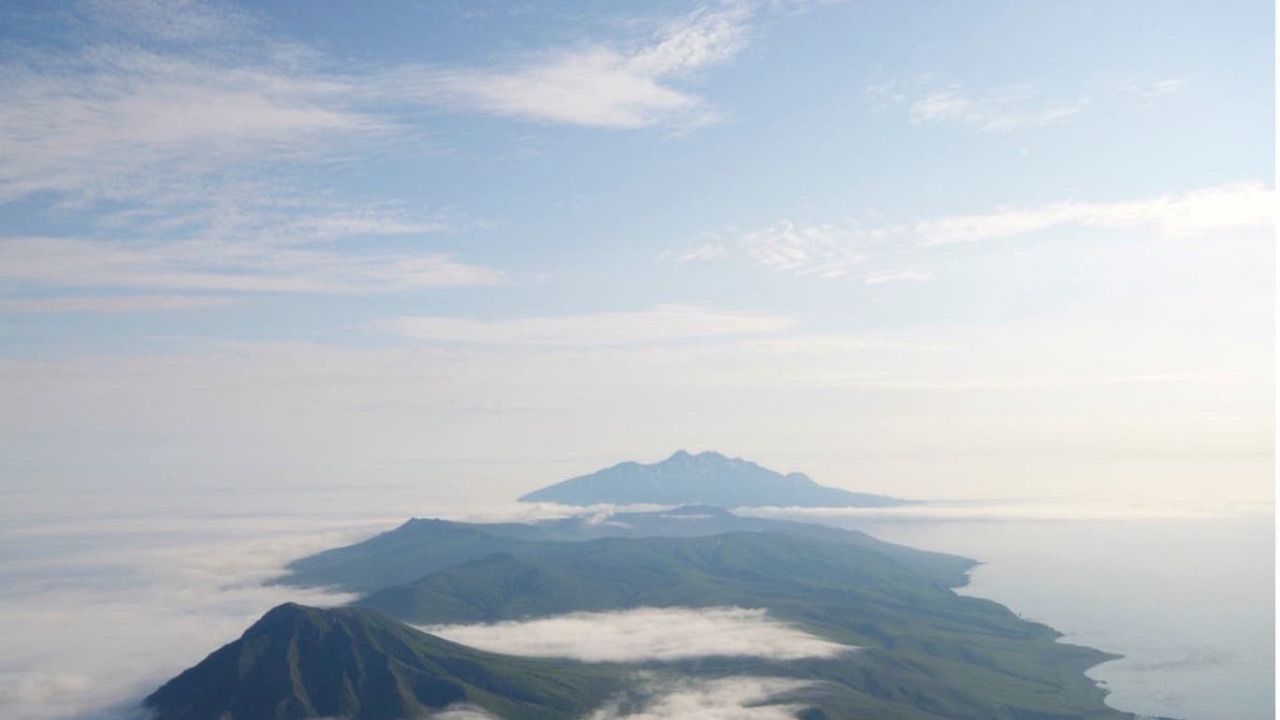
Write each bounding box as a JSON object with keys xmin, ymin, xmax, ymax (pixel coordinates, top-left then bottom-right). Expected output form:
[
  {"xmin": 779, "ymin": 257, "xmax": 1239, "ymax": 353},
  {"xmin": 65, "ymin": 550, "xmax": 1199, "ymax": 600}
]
[
  {"xmin": 518, "ymin": 450, "xmax": 907, "ymax": 507},
  {"xmin": 144, "ymin": 603, "xmax": 620, "ymax": 720}
]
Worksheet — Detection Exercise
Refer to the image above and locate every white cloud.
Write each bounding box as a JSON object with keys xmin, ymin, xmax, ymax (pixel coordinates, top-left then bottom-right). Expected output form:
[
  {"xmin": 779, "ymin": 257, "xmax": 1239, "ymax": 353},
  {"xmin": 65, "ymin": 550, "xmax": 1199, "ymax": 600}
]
[
  {"xmin": 0, "ymin": 2, "xmax": 755, "ymax": 208},
  {"xmin": 718, "ymin": 220, "xmax": 926, "ymax": 283},
  {"xmin": 431, "ymin": 704, "xmax": 503, "ymax": 720},
  {"xmin": 0, "ymin": 507, "xmax": 374, "ymax": 720},
  {"xmin": 734, "ymin": 499, "xmax": 1237, "ymax": 523},
  {"xmin": 0, "ymin": 1, "xmax": 758, "ymax": 300},
  {"xmin": 421, "ymin": 607, "xmax": 854, "ymax": 662},
  {"xmin": 387, "ymin": 4, "xmax": 751, "ymax": 128},
  {"xmin": 861, "ymin": 269, "xmax": 934, "ymax": 285},
  {"xmin": 590, "ymin": 676, "xmax": 814, "ymax": 720},
  {"xmin": 0, "ymin": 45, "xmax": 377, "ymax": 203},
  {"xmin": 742, "ymin": 222, "xmax": 862, "ymax": 277},
  {"xmin": 908, "ymin": 87, "xmax": 1088, "ymax": 132},
  {"xmin": 0, "ymin": 236, "xmax": 502, "ymax": 294},
  {"xmin": 422, "ymin": 503, "xmax": 677, "ymax": 525},
  {"xmin": 0, "ymin": 294, "xmax": 238, "ymax": 314},
  {"xmin": 872, "ymin": 77, "xmax": 1187, "ymax": 133},
  {"xmin": 672, "ymin": 183, "xmax": 1273, "ymax": 282},
  {"xmin": 918, "ymin": 183, "xmax": 1274, "ymax": 245},
  {"xmin": 378, "ymin": 305, "xmax": 793, "ymax": 346},
  {"xmin": 661, "ymin": 243, "xmax": 729, "ymax": 262}
]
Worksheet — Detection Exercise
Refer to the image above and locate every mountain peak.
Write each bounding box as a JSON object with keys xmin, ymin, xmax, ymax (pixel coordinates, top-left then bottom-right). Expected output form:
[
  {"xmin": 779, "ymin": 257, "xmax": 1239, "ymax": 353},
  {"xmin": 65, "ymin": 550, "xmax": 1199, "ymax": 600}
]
[
  {"xmin": 519, "ymin": 452, "xmax": 908, "ymax": 508},
  {"xmin": 146, "ymin": 604, "xmax": 619, "ymax": 720}
]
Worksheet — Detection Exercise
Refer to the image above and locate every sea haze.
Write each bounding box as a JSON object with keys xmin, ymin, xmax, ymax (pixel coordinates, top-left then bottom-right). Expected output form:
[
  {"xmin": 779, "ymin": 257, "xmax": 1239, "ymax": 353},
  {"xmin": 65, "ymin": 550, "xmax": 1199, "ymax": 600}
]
[
  {"xmin": 768, "ymin": 504, "xmax": 1274, "ymax": 720},
  {"xmin": 1, "ymin": 487, "xmax": 1270, "ymax": 720}
]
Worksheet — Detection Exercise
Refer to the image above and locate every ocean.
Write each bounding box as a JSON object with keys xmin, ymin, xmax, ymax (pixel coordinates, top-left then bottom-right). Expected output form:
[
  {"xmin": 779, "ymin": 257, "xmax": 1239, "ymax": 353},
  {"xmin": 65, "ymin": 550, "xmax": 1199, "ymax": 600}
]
[{"xmin": 811, "ymin": 510, "xmax": 1275, "ymax": 720}]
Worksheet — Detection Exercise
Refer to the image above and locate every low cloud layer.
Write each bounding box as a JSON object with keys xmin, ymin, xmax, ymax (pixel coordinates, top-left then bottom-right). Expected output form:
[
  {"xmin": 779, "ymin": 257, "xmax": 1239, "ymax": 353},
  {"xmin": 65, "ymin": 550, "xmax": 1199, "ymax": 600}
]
[
  {"xmin": 0, "ymin": 500, "xmax": 385, "ymax": 720},
  {"xmin": 734, "ymin": 497, "xmax": 1268, "ymax": 523},
  {"xmin": 422, "ymin": 607, "xmax": 854, "ymax": 663},
  {"xmin": 590, "ymin": 676, "xmax": 814, "ymax": 720}
]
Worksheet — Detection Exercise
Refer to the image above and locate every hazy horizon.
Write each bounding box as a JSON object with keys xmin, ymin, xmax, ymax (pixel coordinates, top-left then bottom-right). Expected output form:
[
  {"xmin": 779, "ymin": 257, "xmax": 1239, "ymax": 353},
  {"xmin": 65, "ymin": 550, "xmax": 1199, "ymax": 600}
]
[
  {"xmin": 0, "ymin": 3, "xmax": 1273, "ymax": 719},
  {"xmin": 0, "ymin": 0, "xmax": 1273, "ymax": 508}
]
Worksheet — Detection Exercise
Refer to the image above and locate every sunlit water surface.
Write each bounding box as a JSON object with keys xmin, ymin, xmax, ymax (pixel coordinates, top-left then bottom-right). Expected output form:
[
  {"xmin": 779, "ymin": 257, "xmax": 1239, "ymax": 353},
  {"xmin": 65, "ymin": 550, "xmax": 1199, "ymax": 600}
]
[{"xmin": 818, "ymin": 510, "xmax": 1274, "ymax": 720}]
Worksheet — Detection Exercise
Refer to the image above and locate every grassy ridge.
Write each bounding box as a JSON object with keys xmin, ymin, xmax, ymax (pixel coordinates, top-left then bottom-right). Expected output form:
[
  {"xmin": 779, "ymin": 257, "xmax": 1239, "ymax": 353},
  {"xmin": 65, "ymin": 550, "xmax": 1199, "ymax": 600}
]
[{"xmin": 356, "ymin": 531, "xmax": 1126, "ymax": 720}]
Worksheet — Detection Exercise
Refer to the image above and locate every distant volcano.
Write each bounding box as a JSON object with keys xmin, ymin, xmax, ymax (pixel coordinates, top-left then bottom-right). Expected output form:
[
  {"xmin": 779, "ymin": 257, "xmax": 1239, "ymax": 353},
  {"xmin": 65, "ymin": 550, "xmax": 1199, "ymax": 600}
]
[{"xmin": 519, "ymin": 450, "xmax": 909, "ymax": 507}]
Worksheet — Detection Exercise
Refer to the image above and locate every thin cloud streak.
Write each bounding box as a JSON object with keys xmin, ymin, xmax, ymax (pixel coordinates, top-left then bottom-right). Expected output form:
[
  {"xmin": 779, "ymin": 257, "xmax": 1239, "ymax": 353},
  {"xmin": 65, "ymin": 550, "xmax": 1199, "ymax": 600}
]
[
  {"xmin": 0, "ymin": 44, "xmax": 379, "ymax": 203},
  {"xmin": 868, "ymin": 76, "xmax": 1188, "ymax": 133},
  {"xmin": 665, "ymin": 183, "xmax": 1273, "ymax": 280},
  {"xmin": 917, "ymin": 182, "xmax": 1275, "ymax": 245},
  {"xmin": 734, "ymin": 499, "xmax": 1244, "ymax": 523},
  {"xmin": 0, "ymin": 236, "xmax": 503, "ymax": 294},
  {"xmin": 378, "ymin": 305, "xmax": 794, "ymax": 346},
  {"xmin": 0, "ymin": 294, "xmax": 239, "ymax": 314}
]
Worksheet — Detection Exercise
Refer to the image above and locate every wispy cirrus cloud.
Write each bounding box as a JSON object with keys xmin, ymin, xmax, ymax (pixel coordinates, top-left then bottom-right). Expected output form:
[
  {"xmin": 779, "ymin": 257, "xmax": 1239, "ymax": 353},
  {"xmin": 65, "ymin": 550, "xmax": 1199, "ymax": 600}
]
[
  {"xmin": 916, "ymin": 182, "xmax": 1274, "ymax": 245},
  {"xmin": 659, "ymin": 243, "xmax": 729, "ymax": 263},
  {"xmin": 384, "ymin": 3, "xmax": 752, "ymax": 129},
  {"xmin": 378, "ymin": 304, "xmax": 792, "ymax": 346},
  {"xmin": 79, "ymin": 0, "xmax": 259, "ymax": 42},
  {"xmin": 0, "ymin": 294, "xmax": 238, "ymax": 314},
  {"xmin": 668, "ymin": 220, "xmax": 930, "ymax": 284},
  {"xmin": 868, "ymin": 76, "xmax": 1187, "ymax": 132},
  {"xmin": 1, "ymin": 1, "xmax": 754, "ymax": 207},
  {"xmin": 0, "ymin": 44, "xmax": 378, "ymax": 204},
  {"xmin": 663, "ymin": 183, "xmax": 1273, "ymax": 281},
  {"xmin": 907, "ymin": 87, "xmax": 1089, "ymax": 131},
  {"xmin": 0, "ymin": 0, "xmax": 765, "ymax": 302},
  {"xmin": 0, "ymin": 236, "xmax": 502, "ymax": 294}
]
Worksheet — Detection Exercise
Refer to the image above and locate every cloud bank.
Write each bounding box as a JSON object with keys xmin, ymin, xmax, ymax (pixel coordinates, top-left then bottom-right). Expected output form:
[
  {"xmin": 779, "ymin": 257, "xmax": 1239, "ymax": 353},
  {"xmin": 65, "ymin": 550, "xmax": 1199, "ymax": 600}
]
[
  {"xmin": 421, "ymin": 607, "xmax": 854, "ymax": 662},
  {"xmin": 0, "ymin": 505, "xmax": 378, "ymax": 720}
]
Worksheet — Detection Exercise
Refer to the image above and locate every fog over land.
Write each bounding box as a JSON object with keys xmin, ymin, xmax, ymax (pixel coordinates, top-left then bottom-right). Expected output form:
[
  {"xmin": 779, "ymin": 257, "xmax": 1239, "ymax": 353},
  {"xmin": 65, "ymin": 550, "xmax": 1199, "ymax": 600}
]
[{"xmin": 421, "ymin": 607, "xmax": 854, "ymax": 662}]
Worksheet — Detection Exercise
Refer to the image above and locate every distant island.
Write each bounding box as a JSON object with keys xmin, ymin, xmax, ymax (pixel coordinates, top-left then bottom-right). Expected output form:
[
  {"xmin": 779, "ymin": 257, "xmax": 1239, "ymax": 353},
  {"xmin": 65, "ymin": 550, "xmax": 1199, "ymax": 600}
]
[{"xmin": 518, "ymin": 449, "xmax": 909, "ymax": 508}]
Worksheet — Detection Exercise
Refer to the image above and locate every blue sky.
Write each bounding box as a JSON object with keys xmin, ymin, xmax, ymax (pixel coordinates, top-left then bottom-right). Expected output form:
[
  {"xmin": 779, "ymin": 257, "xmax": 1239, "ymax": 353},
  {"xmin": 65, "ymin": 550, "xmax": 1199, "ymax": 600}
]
[{"xmin": 0, "ymin": 0, "xmax": 1273, "ymax": 503}]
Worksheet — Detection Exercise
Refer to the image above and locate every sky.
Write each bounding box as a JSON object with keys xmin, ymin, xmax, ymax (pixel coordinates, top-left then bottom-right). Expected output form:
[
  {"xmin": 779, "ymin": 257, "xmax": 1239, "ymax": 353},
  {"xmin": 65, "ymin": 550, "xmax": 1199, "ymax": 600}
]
[{"xmin": 0, "ymin": 0, "xmax": 1274, "ymax": 505}]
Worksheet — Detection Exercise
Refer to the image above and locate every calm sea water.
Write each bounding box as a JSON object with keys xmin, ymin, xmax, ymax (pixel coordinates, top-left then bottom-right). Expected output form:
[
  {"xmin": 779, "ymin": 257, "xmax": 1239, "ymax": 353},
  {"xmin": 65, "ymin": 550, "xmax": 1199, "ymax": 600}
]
[{"xmin": 829, "ymin": 513, "xmax": 1275, "ymax": 720}]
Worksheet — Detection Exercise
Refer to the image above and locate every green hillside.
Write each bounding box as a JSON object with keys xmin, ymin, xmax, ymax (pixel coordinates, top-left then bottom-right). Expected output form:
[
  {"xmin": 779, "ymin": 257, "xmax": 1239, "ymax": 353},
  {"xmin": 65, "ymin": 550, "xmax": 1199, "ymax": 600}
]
[
  {"xmin": 145, "ymin": 603, "xmax": 622, "ymax": 720},
  {"xmin": 358, "ymin": 531, "xmax": 1127, "ymax": 720},
  {"xmin": 276, "ymin": 505, "xmax": 972, "ymax": 594}
]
